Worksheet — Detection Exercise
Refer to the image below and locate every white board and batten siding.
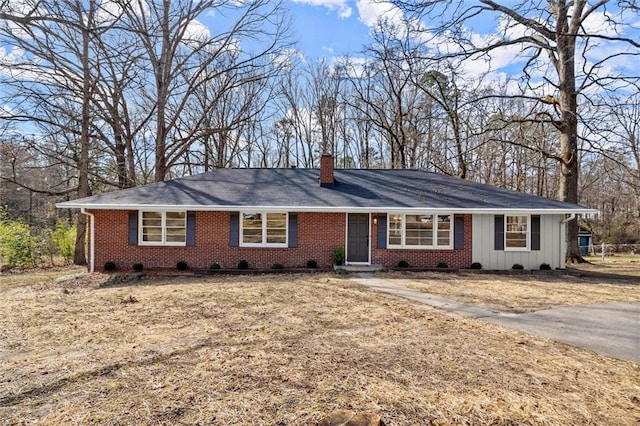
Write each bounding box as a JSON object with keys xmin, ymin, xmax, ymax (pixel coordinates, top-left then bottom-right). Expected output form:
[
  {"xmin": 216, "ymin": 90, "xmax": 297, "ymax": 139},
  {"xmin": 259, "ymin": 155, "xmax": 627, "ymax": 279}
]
[{"xmin": 472, "ymin": 214, "xmax": 566, "ymax": 270}]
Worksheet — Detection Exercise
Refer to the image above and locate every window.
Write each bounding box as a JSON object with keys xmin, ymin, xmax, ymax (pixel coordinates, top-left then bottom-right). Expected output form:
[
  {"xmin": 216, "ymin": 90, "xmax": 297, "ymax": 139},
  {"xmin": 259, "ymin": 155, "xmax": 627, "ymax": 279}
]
[
  {"xmin": 140, "ymin": 211, "xmax": 186, "ymax": 245},
  {"xmin": 388, "ymin": 214, "xmax": 402, "ymax": 246},
  {"xmin": 406, "ymin": 215, "xmax": 433, "ymax": 246},
  {"xmin": 241, "ymin": 212, "xmax": 287, "ymax": 247},
  {"xmin": 387, "ymin": 213, "xmax": 452, "ymax": 249},
  {"xmin": 437, "ymin": 215, "xmax": 451, "ymax": 246},
  {"xmin": 505, "ymin": 215, "xmax": 529, "ymax": 250}
]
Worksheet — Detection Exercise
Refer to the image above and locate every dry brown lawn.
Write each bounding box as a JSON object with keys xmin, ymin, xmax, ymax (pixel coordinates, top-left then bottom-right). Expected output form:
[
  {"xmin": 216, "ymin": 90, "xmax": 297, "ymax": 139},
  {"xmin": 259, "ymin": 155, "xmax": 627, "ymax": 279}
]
[
  {"xmin": 395, "ymin": 265, "xmax": 640, "ymax": 313},
  {"xmin": 1, "ymin": 268, "xmax": 638, "ymax": 425}
]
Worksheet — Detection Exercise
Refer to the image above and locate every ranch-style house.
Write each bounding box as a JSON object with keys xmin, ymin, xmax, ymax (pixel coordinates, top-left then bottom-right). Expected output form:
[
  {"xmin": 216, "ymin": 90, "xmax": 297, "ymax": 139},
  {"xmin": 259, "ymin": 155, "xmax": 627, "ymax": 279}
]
[{"xmin": 57, "ymin": 155, "xmax": 597, "ymax": 272}]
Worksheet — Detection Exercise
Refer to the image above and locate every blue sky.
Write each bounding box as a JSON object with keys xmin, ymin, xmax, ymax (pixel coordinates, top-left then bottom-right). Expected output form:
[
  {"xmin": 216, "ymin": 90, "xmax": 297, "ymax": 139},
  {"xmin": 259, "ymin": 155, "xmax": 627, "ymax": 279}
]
[
  {"xmin": 278, "ymin": 0, "xmax": 639, "ymax": 89},
  {"xmin": 288, "ymin": 1, "xmax": 372, "ymax": 59},
  {"xmin": 2, "ymin": 0, "xmax": 637, "ymax": 93},
  {"xmin": 286, "ymin": 0, "xmax": 398, "ymax": 59}
]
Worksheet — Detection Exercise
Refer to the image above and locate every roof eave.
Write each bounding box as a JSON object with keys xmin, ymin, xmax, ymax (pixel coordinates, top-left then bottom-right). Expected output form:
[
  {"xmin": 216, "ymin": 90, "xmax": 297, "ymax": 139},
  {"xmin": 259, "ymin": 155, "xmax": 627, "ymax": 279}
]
[{"xmin": 56, "ymin": 202, "xmax": 599, "ymax": 215}]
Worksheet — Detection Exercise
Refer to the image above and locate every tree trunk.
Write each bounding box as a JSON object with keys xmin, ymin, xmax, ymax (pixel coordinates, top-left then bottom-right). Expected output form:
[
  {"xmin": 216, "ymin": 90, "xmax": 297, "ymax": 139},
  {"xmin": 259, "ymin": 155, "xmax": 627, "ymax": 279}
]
[
  {"xmin": 114, "ymin": 131, "xmax": 129, "ymax": 188},
  {"xmin": 154, "ymin": 110, "xmax": 168, "ymax": 181},
  {"xmin": 73, "ymin": 0, "xmax": 94, "ymax": 266},
  {"xmin": 556, "ymin": 6, "xmax": 584, "ymax": 263}
]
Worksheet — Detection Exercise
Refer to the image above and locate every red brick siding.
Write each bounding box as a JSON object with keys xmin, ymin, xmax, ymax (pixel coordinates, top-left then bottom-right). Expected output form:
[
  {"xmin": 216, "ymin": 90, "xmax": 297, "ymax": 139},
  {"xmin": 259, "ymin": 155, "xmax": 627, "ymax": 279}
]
[
  {"xmin": 90, "ymin": 210, "xmax": 345, "ymax": 270},
  {"xmin": 89, "ymin": 210, "xmax": 473, "ymax": 271},
  {"xmin": 371, "ymin": 213, "xmax": 473, "ymax": 268}
]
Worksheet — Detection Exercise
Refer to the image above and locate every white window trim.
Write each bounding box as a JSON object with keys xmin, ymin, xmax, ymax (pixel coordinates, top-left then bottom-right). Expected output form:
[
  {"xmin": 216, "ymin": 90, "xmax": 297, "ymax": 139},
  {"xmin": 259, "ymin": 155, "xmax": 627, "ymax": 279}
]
[
  {"xmin": 504, "ymin": 214, "xmax": 530, "ymax": 251},
  {"xmin": 138, "ymin": 210, "xmax": 187, "ymax": 246},
  {"xmin": 387, "ymin": 213, "xmax": 453, "ymax": 250},
  {"xmin": 240, "ymin": 211, "xmax": 288, "ymax": 248}
]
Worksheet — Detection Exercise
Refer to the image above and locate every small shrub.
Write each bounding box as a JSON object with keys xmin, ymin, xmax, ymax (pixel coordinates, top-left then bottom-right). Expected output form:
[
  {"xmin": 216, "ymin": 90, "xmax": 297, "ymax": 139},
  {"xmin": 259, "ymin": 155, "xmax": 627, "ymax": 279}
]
[
  {"xmin": 102, "ymin": 272, "xmax": 144, "ymax": 287},
  {"xmin": 237, "ymin": 259, "xmax": 249, "ymax": 270},
  {"xmin": 104, "ymin": 273, "xmax": 124, "ymax": 286},
  {"xmin": 397, "ymin": 260, "xmax": 410, "ymax": 268},
  {"xmin": 470, "ymin": 262, "xmax": 482, "ymax": 270},
  {"xmin": 306, "ymin": 259, "xmax": 318, "ymax": 269},
  {"xmin": 0, "ymin": 218, "xmax": 35, "ymax": 268},
  {"xmin": 176, "ymin": 260, "xmax": 188, "ymax": 270},
  {"xmin": 512, "ymin": 263, "xmax": 524, "ymax": 270},
  {"xmin": 132, "ymin": 263, "xmax": 144, "ymax": 272},
  {"xmin": 540, "ymin": 263, "xmax": 552, "ymax": 270},
  {"xmin": 209, "ymin": 262, "xmax": 221, "ymax": 270},
  {"xmin": 52, "ymin": 218, "xmax": 76, "ymax": 264},
  {"xmin": 35, "ymin": 229, "xmax": 57, "ymax": 266},
  {"xmin": 332, "ymin": 247, "xmax": 345, "ymax": 265},
  {"xmin": 104, "ymin": 261, "xmax": 117, "ymax": 272},
  {"xmin": 271, "ymin": 262, "xmax": 284, "ymax": 270},
  {"xmin": 127, "ymin": 272, "xmax": 145, "ymax": 282},
  {"xmin": 436, "ymin": 262, "xmax": 449, "ymax": 269}
]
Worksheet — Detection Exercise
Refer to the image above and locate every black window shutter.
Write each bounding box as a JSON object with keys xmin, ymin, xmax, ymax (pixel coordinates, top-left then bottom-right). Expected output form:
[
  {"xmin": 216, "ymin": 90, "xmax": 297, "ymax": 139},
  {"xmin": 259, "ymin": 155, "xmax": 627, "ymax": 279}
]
[
  {"xmin": 494, "ymin": 215, "xmax": 504, "ymax": 250},
  {"xmin": 128, "ymin": 211, "xmax": 138, "ymax": 245},
  {"xmin": 531, "ymin": 215, "xmax": 541, "ymax": 251},
  {"xmin": 454, "ymin": 215, "xmax": 465, "ymax": 249},
  {"xmin": 186, "ymin": 211, "xmax": 196, "ymax": 246},
  {"xmin": 377, "ymin": 214, "xmax": 387, "ymax": 249},
  {"xmin": 229, "ymin": 212, "xmax": 239, "ymax": 247},
  {"xmin": 288, "ymin": 213, "xmax": 298, "ymax": 247}
]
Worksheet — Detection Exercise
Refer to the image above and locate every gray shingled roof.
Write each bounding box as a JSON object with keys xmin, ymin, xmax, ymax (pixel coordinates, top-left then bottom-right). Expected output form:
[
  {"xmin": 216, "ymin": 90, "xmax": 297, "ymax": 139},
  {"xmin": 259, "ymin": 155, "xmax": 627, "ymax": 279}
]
[{"xmin": 56, "ymin": 168, "xmax": 596, "ymax": 213}]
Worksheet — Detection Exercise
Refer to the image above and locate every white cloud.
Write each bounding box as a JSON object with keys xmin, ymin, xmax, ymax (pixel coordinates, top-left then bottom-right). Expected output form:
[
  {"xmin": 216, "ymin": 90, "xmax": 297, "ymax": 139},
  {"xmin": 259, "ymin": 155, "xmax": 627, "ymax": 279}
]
[
  {"xmin": 581, "ymin": 10, "xmax": 620, "ymax": 36},
  {"xmin": 334, "ymin": 55, "xmax": 369, "ymax": 78},
  {"xmin": 495, "ymin": 14, "xmax": 531, "ymax": 40},
  {"xmin": 272, "ymin": 48, "xmax": 306, "ymax": 68},
  {"xmin": 1, "ymin": 17, "xmax": 34, "ymax": 40},
  {"xmin": 0, "ymin": 0, "xmax": 35, "ymax": 17},
  {"xmin": 291, "ymin": 0, "xmax": 352, "ymax": 19},
  {"xmin": 94, "ymin": 0, "xmax": 127, "ymax": 26},
  {"xmin": 1, "ymin": 104, "xmax": 14, "ymax": 115},
  {"xmin": 184, "ymin": 19, "xmax": 211, "ymax": 43},
  {"xmin": 355, "ymin": 0, "xmax": 402, "ymax": 28}
]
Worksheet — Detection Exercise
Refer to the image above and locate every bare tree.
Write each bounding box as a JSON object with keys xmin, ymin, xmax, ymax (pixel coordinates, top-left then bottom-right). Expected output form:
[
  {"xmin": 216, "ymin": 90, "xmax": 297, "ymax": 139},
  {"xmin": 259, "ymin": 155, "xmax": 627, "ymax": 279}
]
[
  {"xmin": 393, "ymin": 0, "xmax": 640, "ymax": 261},
  {"xmin": 273, "ymin": 64, "xmax": 321, "ymax": 168},
  {"xmin": 309, "ymin": 60, "xmax": 343, "ymax": 157},
  {"xmin": 0, "ymin": 0, "xmax": 119, "ymax": 264},
  {"xmin": 118, "ymin": 0, "xmax": 290, "ymax": 181},
  {"xmin": 610, "ymin": 92, "xmax": 640, "ymax": 205},
  {"xmin": 581, "ymin": 91, "xmax": 640, "ymax": 243},
  {"xmin": 340, "ymin": 20, "xmax": 426, "ymax": 169},
  {"xmin": 415, "ymin": 68, "xmax": 469, "ymax": 177},
  {"xmin": 91, "ymin": 26, "xmax": 153, "ymax": 189}
]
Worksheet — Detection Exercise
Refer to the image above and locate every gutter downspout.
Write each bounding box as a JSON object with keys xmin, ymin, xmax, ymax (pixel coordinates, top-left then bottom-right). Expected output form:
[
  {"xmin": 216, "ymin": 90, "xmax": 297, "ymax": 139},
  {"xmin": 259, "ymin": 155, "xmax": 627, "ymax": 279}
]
[
  {"xmin": 81, "ymin": 208, "xmax": 95, "ymax": 273},
  {"xmin": 562, "ymin": 213, "xmax": 576, "ymax": 223}
]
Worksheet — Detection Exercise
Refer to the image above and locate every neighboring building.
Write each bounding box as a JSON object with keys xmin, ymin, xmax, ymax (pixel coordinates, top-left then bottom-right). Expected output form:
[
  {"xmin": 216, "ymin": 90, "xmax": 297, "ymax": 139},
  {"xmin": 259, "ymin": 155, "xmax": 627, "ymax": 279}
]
[
  {"xmin": 57, "ymin": 155, "xmax": 597, "ymax": 272},
  {"xmin": 578, "ymin": 226, "xmax": 594, "ymax": 256}
]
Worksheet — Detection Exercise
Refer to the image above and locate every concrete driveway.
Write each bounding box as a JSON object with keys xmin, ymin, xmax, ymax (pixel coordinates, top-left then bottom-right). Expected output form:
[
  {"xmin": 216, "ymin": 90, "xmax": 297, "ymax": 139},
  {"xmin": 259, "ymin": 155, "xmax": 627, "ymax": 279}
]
[{"xmin": 352, "ymin": 275, "xmax": 640, "ymax": 363}]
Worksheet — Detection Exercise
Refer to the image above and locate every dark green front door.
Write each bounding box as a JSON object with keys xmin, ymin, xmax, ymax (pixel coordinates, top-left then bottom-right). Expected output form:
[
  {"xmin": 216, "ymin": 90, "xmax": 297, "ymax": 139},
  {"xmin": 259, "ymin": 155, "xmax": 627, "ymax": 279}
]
[{"xmin": 347, "ymin": 213, "xmax": 369, "ymax": 263}]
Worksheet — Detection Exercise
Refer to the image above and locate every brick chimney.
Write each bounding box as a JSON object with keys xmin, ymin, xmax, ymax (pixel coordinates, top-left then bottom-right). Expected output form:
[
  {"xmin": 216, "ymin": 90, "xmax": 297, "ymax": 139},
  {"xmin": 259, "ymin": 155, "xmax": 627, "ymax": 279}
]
[{"xmin": 319, "ymin": 153, "xmax": 335, "ymax": 187}]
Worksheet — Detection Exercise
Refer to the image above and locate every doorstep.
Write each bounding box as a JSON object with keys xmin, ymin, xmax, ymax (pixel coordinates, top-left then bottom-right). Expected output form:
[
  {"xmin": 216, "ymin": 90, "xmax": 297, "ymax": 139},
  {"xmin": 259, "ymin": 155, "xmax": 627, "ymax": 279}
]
[{"xmin": 334, "ymin": 264, "xmax": 384, "ymax": 272}]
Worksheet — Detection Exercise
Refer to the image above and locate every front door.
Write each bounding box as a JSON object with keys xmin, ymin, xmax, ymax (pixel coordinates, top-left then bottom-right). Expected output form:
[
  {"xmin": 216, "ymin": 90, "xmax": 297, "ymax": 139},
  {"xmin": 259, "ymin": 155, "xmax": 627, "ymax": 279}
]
[{"xmin": 347, "ymin": 213, "xmax": 369, "ymax": 263}]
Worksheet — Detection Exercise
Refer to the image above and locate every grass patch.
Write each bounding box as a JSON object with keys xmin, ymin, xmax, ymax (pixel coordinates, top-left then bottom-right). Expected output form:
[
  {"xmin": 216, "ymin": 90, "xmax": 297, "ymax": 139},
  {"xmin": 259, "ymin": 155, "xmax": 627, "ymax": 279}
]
[
  {"xmin": 396, "ymin": 269, "xmax": 640, "ymax": 313},
  {"xmin": 0, "ymin": 269, "xmax": 637, "ymax": 424},
  {"xmin": 576, "ymin": 255, "xmax": 640, "ymax": 278}
]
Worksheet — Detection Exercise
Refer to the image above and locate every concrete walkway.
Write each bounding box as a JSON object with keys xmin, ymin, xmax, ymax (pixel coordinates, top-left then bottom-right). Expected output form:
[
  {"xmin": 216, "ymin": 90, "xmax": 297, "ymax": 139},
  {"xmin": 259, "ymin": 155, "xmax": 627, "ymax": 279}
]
[{"xmin": 351, "ymin": 274, "xmax": 640, "ymax": 363}]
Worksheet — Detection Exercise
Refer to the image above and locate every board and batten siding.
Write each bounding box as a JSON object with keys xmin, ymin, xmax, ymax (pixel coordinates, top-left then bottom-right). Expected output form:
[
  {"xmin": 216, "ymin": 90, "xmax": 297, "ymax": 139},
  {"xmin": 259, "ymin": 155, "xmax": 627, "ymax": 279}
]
[{"xmin": 472, "ymin": 214, "xmax": 566, "ymax": 270}]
